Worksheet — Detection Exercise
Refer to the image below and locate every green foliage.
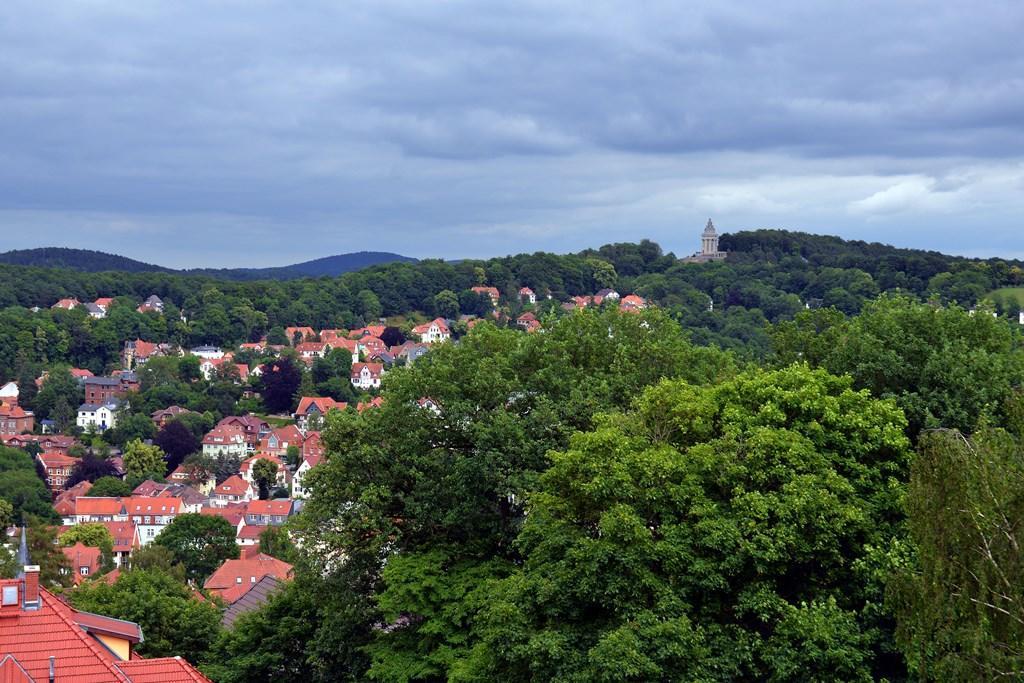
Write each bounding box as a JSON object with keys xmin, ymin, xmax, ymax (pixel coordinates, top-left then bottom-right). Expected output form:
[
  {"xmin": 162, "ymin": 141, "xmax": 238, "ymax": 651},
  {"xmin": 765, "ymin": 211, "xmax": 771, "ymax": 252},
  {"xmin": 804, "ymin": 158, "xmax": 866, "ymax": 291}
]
[
  {"xmin": 122, "ymin": 439, "xmax": 167, "ymax": 480},
  {"xmin": 86, "ymin": 475, "xmax": 133, "ymax": 497},
  {"xmin": 892, "ymin": 429, "xmax": 1024, "ymax": 680},
  {"xmin": 154, "ymin": 513, "xmax": 239, "ymax": 582},
  {"xmin": 26, "ymin": 517, "xmax": 71, "ymax": 588},
  {"xmin": 252, "ymin": 458, "xmax": 278, "ymax": 500},
  {"xmin": 464, "ymin": 366, "xmax": 911, "ymax": 681},
  {"xmin": 59, "ymin": 522, "xmax": 115, "ymax": 571},
  {"xmin": 257, "ymin": 525, "xmax": 297, "ymax": 564},
  {"xmin": 0, "ymin": 446, "xmax": 57, "ymax": 523},
  {"xmin": 771, "ymin": 295, "xmax": 1024, "ymax": 436},
  {"xmin": 71, "ymin": 568, "xmax": 222, "ymax": 663}
]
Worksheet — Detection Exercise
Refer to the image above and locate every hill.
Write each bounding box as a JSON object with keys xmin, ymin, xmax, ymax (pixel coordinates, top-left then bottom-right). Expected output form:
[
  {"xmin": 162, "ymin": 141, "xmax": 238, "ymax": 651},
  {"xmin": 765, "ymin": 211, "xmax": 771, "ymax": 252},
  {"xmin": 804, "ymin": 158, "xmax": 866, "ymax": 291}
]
[
  {"xmin": 0, "ymin": 247, "xmax": 416, "ymax": 279},
  {"xmin": 0, "ymin": 247, "xmax": 172, "ymax": 273}
]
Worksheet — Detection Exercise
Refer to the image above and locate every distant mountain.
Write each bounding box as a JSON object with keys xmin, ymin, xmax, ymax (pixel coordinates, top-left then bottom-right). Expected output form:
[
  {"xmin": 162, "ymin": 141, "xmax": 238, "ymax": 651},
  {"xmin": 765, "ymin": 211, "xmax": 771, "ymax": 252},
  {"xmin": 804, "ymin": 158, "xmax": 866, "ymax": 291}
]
[
  {"xmin": 0, "ymin": 247, "xmax": 173, "ymax": 273},
  {"xmin": 0, "ymin": 247, "xmax": 417, "ymax": 279}
]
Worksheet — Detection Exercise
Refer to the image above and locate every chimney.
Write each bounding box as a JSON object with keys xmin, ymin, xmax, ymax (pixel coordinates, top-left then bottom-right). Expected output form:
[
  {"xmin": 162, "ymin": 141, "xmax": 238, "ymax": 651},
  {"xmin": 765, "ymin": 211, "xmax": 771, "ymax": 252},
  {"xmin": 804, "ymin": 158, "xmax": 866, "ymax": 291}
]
[{"xmin": 22, "ymin": 565, "xmax": 40, "ymax": 609}]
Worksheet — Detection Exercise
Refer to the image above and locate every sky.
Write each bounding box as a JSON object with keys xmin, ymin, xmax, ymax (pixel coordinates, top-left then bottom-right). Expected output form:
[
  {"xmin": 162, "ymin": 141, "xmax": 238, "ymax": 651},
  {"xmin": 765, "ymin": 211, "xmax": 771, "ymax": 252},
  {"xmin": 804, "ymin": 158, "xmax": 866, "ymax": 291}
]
[{"xmin": 1, "ymin": 1, "xmax": 1023, "ymax": 268}]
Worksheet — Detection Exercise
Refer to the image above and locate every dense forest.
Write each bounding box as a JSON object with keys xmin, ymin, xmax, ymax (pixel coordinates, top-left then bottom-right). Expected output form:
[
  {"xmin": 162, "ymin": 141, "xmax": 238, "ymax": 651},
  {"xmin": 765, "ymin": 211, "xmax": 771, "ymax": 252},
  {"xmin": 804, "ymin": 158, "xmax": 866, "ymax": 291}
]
[{"xmin": 4, "ymin": 232, "xmax": 1024, "ymax": 681}]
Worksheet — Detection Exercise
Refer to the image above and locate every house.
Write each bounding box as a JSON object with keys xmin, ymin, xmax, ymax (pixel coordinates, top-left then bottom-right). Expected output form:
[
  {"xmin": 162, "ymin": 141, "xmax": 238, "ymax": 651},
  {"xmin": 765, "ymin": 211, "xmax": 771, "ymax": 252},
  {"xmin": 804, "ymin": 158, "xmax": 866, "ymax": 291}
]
[
  {"xmin": 411, "ymin": 318, "xmax": 451, "ymax": 344},
  {"xmin": 77, "ymin": 399, "xmax": 120, "ymax": 432},
  {"xmin": 0, "ymin": 561, "xmax": 211, "ymax": 681},
  {"xmin": 325, "ymin": 337, "xmax": 360, "ymax": 364},
  {"xmin": 350, "ymin": 362, "xmax": 384, "ymax": 390},
  {"xmin": 292, "ymin": 454, "xmax": 323, "ymax": 499},
  {"xmin": 36, "ymin": 367, "xmax": 94, "ymax": 388},
  {"xmin": 516, "ymin": 312, "xmax": 541, "ymax": 332},
  {"xmin": 99, "ymin": 520, "xmax": 141, "ymax": 567},
  {"xmin": 356, "ymin": 336, "xmax": 387, "ymax": 357},
  {"xmin": 217, "ymin": 415, "xmax": 271, "ymax": 451},
  {"xmin": 122, "ymin": 338, "xmax": 173, "ymax": 368},
  {"xmin": 94, "ymin": 297, "xmax": 115, "ymax": 312},
  {"xmin": 62, "ymin": 542, "xmax": 101, "ymax": 584},
  {"xmin": 319, "ymin": 328, "xmax": 346, "ymax": 341},
  {"xmin": 302, "ymin": 431, "xmax": 324, "ymax": 459},
  {"xmin": 168, "ymin": 464, "xmax": 216, "ymax": 495},
  {"xmin": 0, "ymin": 381, "xmax": 19, "ymax": 407},
  {"xmin": 211, "ymin": 475, "xmax": 255, "ymax": 507},
  {"xmin": 244, "ymin": 499, "xmax": 294, "ymax": 526},
  {"xmin": 191, "ymin": 345, "xmax": 225, "ymax": 360},
  {"xmin": 3, "ymin": 434, "xmax": 77, "ymax": 454},
  {"xmin": 51, "ymin": 297, "xmax": 81, "ymax": 310},
  {"xmin": 202, "ymin": 424, "xmax": 248, "ymax": 459},
  {"xmin": 593, "ymin": 288, "xmax": 620, "ymax": 305},
  {"xmin": 123, "ymin": 497, "xmax": 180, "ymax": 545},
  {"xmin": 235, "ymin": 524, "xmax": 266, "ymax": 547},
  {"xmin": 619, "ymin": 294, "xmax": 647, "ymax": 311},
  {"xmin": 84, "ymin": 302, "xmax": 106, "ymax": 318},
  {"xmin": 284, "ymin": 327, "xmax": 316, "ymax": 345},
  {"xmin": 348, "ymin": 325, "xmax": 386, "ymax": 340},
  {"xmin": 222, "ymin": 575, "xmax": 285, "ymax": 628},
  {"xmin": 519, "ymin": 286, "xmax": 537, "ymax": 304},
  {"xmin": 37, "ymin": 452, "xmax": 78, "ymax": 492},
  {"xmin": 85, "ymin": 376, "xmax": 137, "ymax": 405},
  {"xmin": 151, "ymin": 405, "xmax": 193, "ymax": 426},
  {"xmin": 256, "ymin": 425, "xmax": 304, "ymax": 458},
  {"xmin": 137, "ymin": 294, "xmax": 164, "ymax": 313},
  {"xmin": 203, "ymin": 553, "xmax": 293, "ymax": 604},
  {"xmin": 393, "ymin": 342, "xmax": 430, "ymax": 364},
  {"xmin": 0, "ymin": 404, "xmax": 34, "ymax": 436},
  {"xmin": 357, "ymin": 396, "xmax": 384, "ymax": 412},
  {"xmin": 72, "ymin": 497, "xmax": 126, "ymax": 524},
  {"xmin": 54, "ymin": 480, "xmax": 92, "ymax": 518},
  {"xmin": 239, "ymin": 454, "xmax": 289, "ymax": 489},
  {"xmin": 294, "ymin": 396, "xmax": 346, "ymax": 430},
  {"xmin": 471, "ymin": 286, "xmax": 501, "ymax": 307}
]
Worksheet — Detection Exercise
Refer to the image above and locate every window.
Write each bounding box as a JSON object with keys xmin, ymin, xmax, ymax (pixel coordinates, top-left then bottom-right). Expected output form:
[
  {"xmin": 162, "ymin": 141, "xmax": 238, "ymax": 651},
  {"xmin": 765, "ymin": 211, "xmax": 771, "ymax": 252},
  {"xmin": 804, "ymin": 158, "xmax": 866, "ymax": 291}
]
[
  {"xmin": 2, "ymin": 585, "xmax": 18, "ymax": 605},
  {"xmin": 235, "ymin": 577, "xmax": 242, "ymax": 584},
  {"xmin": 80, "ymin": 567, "xmax": 89, "ymax": 576}
]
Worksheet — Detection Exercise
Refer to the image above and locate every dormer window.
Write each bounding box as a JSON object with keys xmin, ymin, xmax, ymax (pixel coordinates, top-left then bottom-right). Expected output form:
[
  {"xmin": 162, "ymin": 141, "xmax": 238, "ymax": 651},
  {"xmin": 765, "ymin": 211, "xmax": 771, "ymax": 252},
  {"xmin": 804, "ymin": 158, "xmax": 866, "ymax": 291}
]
[{"xmin": 2, "ymin": 585, "xmax": 18, "ymax": 605}]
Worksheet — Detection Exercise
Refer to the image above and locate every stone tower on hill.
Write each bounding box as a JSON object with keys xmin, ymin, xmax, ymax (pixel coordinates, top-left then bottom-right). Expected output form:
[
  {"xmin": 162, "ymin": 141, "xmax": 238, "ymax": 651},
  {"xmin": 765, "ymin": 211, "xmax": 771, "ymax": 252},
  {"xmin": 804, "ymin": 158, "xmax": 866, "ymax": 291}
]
[{"xmin": 683, "ymin": 218, "xmax": 728, "ymax": 263}]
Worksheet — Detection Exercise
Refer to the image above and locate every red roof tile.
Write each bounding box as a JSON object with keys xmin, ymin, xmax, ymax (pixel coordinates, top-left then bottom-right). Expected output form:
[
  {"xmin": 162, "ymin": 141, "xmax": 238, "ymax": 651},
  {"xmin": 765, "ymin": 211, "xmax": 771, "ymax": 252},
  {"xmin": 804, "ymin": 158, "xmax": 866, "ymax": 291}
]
[{"xmin": 116, "ymin": 657, "xmax": 212, "ymax": 682}]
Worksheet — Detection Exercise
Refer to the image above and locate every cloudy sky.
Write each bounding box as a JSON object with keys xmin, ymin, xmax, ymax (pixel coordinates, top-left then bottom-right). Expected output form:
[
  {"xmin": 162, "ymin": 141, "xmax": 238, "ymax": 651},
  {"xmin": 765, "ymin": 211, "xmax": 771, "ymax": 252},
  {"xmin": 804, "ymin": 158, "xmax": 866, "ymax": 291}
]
[{"xmin": 2, "ymin": 1, "xmax": 1022, "ymax": 267}]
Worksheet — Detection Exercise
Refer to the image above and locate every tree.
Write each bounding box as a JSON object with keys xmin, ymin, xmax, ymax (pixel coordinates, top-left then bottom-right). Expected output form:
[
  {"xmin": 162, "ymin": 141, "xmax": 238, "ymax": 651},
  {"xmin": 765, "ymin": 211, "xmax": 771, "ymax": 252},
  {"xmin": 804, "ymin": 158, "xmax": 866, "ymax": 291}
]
[
  {"xmin": 0, "ymin": 499, "xmax": 13, "ymax": 529},
  {"xmin": 893, "ymin": 428, "xmax": 1024, "ymax": 680},
  {"xmin": 258, "ymin": 526, "xmax": 297, "ymax": 564},
  {"xmin": 357, "ymin": 289, "xmax": 383, "ymax": 321},
  {"xmin": 108, "ymin": 411, "xmax": 156, "ymax": 447},
  {"xmin": 122, "ymin": 439, "xmax": 167, "ymax": 480},
  {"xmin": 154, "ymin": 420, "xmax": 201, "ymax": 472},
  {"xmin": 285, "ymin": 444, "xmax": 301, "ymax": 469},
  {"xmin": 252, "ymin": 458, "xmax": 278, "ymax": 500},
  {"xmin": 260, "ymin": 357, "xmax": 302, "ymax": 413},
  {"xmin": 0, "ymin": 447, "xmax": 57, "ymax": 522},
  {"xmin": 455, "ymin": 366, "xmax": 911, "ymax": 681},
  {"xmin": 33, "ymin": 366, "xmax": 82, "ymax": 421},
  {"xmin": 128, "ymin": 544, "xmax": 185, "ymax": 580},
  {"xmin": 65, "ymin": 452, "xmax": 120, "ymax": 488},
  {"xmin": 154, "ymin": 513, "xmax": 239, "ymax": 582},
  {"xmin": 266, "ymin": 326, "xmax": 288, "ymax": 346},
  {"xmin": 70, "ymin": 568, "xmax": 222, "ymax": 663},
  {"xmin": 26, "ymin": 517, "xmax": 71, "ymax": 588},
  {"xmin": 86, "ymin": 476, "xmax": 133, "ymax": 497},
  {"xmin": 433, "ymin": 289, "xmax": 460, "ymax": 320}
]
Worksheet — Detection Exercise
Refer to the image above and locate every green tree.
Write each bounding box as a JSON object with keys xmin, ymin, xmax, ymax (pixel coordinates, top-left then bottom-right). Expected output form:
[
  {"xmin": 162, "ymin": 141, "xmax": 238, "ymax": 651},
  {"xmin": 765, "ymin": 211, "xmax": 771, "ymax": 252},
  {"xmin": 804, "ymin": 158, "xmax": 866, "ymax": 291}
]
[
  {"xmin": 154, "ymin": 513, "xmax": 239, "ymax": 582},
  {"xmin": 257, "ymin": 525, "xmax": 297, "ymax": 564},
  {"xmin": 461, "ymin": 366, "xmax": 910, "ymax": 681},
  {"xmin": 122, "ymin": 439, "xmax": 167, "ymax": 480},
  {"xmin": 0, "ymin": 447, "xmax": 57, "ymax": 522},
  {"xmin": 26, "ymin": 517, "xmax": 72, "ymax": 588},
  {"xmin": 252, "ymin": 458, "xmax": 278, "ymax": 500},
  {"xmin": 892, "ymin": 428, "xmax": 1024, "ymax": 680},
  {"xmin": 70, "ymin": 568, "xmax": 222, "ymax": 663},
  {"xmin": 433, "ymin": 289, "xmax": 460, "ymax": 320},
  {"xmin": 86, "ymin": 476, "xmax": 133, "ymax": 497}
]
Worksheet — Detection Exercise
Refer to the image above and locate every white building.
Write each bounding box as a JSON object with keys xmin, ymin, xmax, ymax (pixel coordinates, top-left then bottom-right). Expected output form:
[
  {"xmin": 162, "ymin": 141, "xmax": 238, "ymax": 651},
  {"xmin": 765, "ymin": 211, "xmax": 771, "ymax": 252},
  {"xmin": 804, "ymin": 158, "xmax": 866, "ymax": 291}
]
[
  {"xmin": 77, "ymin": 400, "xmax": 120, "ymax": 431},
  {"xmin": 191, "ymin": 345, "xmax": 225, "ymax": 360}
]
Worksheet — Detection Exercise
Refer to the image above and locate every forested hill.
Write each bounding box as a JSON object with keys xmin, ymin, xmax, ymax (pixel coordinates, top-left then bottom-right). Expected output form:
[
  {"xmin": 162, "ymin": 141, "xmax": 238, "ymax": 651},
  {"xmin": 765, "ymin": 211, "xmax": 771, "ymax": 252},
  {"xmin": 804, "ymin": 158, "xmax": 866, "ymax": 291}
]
[
  {"xmin": 0, "ymin": 247, "xmax": 416, "ymax": 279},
  {"xmin": 0, "ymin": 247, "xmax": 173, "ymax": 273},
  {"xmin": 2, "ymin": 229, "xmax": 1022, "ymax": 376}
]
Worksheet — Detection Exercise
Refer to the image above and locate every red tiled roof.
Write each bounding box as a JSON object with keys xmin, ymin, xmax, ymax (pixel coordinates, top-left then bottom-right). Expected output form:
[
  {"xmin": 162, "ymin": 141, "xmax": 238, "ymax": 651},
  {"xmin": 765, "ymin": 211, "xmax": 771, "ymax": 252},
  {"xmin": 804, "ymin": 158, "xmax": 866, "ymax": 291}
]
[
  {"xmin": 75, "ymin": 497, "xmax": 125, "ymax": 516},
  {"xmin": 123, "ymin": 497, "xmax": 180, "ymax": 516},
  {"xmin": 213, "ymin": 476, "xmax": 251, "ymax": 497},
  {"xmin": 295, "ymin": 396, "xmax": 345, "ymax": 416},
  {"xmin": 203, "ymin": 553, "xmax": 293, "ymax": 604},
  {"xmin": 200, "ymin": 505, "xmax": 245, "ymax": 527},
  {"xmin": 62, "ymin": 543, "xmax": 101, "ymax": 585},
  {"xmin": 245, "ymin": 499, "xmax": 293, "ymax": 516},
  {"xmin": 0, "ymin": 585, "xmax": 132, "ymax": 682},
  {"xmin": 116, "ymin": 657, "xmax": 212, "ymax": 682}
]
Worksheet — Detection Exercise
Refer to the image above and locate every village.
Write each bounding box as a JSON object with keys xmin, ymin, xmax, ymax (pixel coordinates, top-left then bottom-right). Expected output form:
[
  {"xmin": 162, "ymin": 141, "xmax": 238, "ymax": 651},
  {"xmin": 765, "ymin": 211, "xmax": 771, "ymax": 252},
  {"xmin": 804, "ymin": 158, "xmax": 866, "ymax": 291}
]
[{"xmin": 0, "ymin": 282, "xmax": 650, "ymax": 641}]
